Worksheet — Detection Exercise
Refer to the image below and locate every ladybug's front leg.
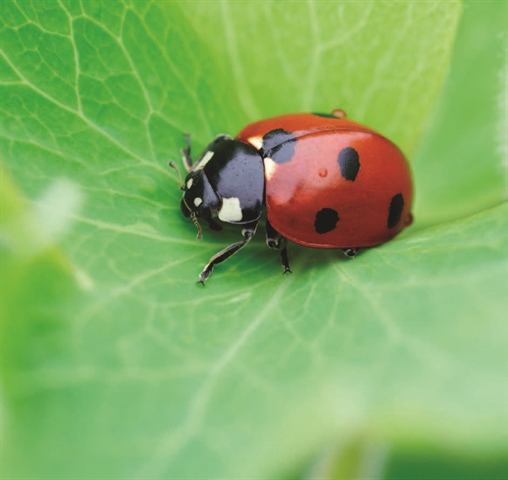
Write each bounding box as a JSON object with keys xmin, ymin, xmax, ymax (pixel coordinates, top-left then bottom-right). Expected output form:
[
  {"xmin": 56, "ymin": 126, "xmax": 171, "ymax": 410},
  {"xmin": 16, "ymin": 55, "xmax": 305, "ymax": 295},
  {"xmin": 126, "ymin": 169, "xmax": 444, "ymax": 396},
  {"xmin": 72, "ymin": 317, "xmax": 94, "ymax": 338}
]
[
  {"xmin": 198, "ymin": 221, "xmax": 258, "ymax": 285},
  {"xmin": 266, "ymin": 220, "xmax": 291, "ymax": 274}
]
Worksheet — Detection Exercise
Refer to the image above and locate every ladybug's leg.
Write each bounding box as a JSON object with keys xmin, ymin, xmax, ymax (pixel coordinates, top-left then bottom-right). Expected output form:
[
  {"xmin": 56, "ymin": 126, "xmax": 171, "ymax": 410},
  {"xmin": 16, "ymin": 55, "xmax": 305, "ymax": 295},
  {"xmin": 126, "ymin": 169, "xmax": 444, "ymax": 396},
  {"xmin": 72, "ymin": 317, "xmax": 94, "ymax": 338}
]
[
  {"xmin": 279, "ymin": 244, "xmax": 291, "ymax": 274},
  {"xmin": 198, "ymin": 221, "xmax": 258, "ymax": 285},
  {"xmin": 206, "ymin": 219, "xmax": 223, "ymax": 231},
  {"xmin": 266, "ymin": 220, "xmax": 292, "ymax": 274},
  {"xmin": 343, "ymin": 248, "xmax": 358, "ymax": 258},
  {"xmin": 182, "ymin": 134, "xmax": 233, "ymax": 173},
  {"xmin": 181, "ymin": 134, "xmax": 193, "ymax": 172}
]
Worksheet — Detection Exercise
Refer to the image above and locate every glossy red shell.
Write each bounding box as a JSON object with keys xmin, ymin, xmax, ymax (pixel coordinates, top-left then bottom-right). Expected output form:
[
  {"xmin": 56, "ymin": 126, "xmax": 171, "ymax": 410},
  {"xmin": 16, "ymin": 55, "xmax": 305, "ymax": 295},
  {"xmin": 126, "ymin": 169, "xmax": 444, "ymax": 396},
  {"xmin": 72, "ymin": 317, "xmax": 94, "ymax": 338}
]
[{"xmin": 236, "ymin": 113, "xmax": 413, "ymax": 249}]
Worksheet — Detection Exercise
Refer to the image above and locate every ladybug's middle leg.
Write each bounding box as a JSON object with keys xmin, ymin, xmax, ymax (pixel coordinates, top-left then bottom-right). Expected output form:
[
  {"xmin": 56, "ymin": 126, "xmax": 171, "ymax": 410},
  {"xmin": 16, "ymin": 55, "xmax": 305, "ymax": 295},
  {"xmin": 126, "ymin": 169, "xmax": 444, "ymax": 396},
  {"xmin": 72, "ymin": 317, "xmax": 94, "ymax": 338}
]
[
  {"xmin": 266, "ymin": 220, "xmax": 291, "ymax": 274},
  {"xmin": 198, "ymin": 221, "xmax": 258, "ymax": 285},
  {"xmin": 181, "ymin": 134, "xmax": 233, "ymax": 173}
]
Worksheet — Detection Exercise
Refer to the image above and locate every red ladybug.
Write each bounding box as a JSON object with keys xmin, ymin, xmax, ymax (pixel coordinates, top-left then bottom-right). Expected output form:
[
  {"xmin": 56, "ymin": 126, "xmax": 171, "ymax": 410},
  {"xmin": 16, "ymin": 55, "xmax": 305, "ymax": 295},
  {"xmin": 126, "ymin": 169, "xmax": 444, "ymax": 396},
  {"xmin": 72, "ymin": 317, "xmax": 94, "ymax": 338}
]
[{"xmin": 171, "ymin": 109, "xmax": 413, "ymax": 284}]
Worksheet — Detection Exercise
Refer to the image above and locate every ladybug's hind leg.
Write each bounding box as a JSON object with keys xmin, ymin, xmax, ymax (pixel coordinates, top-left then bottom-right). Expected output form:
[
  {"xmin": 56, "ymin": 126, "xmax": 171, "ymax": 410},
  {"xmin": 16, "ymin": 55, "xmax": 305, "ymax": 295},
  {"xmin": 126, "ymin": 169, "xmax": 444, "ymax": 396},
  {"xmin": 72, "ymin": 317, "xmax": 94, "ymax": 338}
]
[
  {"xmin": 266, "ymin": 220, "xmax": 292, "ymax": 274},
  {"xmin": 198, "ymin": 221, "xmax": 258, "ymax": 284},
  {"xmin": 343, "ymin": 247, "xmax": 359, "ymax": 258}
]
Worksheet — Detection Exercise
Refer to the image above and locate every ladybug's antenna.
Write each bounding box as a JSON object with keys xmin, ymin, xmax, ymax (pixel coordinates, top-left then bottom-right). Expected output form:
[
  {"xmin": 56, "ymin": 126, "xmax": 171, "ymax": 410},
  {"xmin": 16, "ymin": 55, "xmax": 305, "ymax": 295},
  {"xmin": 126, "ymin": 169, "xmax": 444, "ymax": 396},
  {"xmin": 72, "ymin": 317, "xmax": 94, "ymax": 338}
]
[{"xmin": 169, "ymin": 161, "xmax": 185, "ymax": 191}]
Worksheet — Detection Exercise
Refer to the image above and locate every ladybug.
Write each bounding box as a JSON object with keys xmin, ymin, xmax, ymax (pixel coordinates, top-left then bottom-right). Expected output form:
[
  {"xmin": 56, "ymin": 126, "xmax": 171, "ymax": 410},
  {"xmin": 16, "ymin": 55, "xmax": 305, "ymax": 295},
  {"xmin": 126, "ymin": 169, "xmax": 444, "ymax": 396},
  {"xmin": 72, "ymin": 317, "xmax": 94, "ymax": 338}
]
[{"xmin": 171, "ymin": 109, "xmax": 413, "ymax": 284}]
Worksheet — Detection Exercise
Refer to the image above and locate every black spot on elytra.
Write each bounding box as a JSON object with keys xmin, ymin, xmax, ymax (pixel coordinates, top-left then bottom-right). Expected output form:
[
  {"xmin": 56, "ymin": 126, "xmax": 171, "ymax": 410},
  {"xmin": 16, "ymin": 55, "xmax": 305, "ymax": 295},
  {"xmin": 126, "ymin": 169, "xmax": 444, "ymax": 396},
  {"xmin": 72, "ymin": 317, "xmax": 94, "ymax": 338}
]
[
  {"xmin": 388, "ymin": 193, "xmax": 404, "ymax": 228},
  {"xmin": 314, "ymin": 208, "xmax": 339, "ymax": 234},
  {"xmin": 338, "ymin": 147, "xmax": 360, "ymax": 181},
  {"xmin": 261, "ymin": 129, "xmax": 297, "ymax": 163}
]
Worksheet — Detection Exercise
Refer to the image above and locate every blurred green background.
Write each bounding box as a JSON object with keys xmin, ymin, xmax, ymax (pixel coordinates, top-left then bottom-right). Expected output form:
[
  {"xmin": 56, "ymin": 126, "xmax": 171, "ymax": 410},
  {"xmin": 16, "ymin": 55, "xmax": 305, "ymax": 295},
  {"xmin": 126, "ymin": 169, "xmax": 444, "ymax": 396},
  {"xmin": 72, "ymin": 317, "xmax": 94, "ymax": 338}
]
[{"xmin": 1, "ymin": 1, "xmax": 506, "ymax": 479}]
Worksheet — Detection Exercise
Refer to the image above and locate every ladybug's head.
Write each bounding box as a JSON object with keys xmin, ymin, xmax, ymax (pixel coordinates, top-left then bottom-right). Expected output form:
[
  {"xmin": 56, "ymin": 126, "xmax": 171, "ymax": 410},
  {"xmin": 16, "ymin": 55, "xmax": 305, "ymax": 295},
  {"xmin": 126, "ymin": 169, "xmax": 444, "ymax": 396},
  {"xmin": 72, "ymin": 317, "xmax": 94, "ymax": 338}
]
[
  {"xmin": 180, "ymin": 169, "xmax": 220, "ymax": 222},
  {"xmin": 169, "ymin": 160, "xmax": 221, "ymax": 240}
]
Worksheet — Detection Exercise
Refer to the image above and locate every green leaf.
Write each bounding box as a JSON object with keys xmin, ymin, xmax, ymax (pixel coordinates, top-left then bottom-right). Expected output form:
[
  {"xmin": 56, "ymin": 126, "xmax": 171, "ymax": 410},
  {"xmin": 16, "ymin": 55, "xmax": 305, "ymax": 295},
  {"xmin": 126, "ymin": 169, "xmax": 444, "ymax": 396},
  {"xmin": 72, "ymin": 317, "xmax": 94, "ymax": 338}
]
[
  {"xmin": 413, "ymin": 0, "xmax": 508, "ymax": 226},
  {"xmin": 1, "ymin": 1, "xmax": 506, "ymax": 479}
]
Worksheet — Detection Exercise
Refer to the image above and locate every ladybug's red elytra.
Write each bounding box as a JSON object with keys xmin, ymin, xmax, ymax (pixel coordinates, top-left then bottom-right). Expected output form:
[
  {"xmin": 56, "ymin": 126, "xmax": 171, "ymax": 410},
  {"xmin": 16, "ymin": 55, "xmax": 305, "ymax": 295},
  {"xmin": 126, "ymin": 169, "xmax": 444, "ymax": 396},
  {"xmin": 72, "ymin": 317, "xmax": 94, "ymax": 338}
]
[{"xmin": 172, "ymin": 110, "xmax": 413, "ymax": 284}]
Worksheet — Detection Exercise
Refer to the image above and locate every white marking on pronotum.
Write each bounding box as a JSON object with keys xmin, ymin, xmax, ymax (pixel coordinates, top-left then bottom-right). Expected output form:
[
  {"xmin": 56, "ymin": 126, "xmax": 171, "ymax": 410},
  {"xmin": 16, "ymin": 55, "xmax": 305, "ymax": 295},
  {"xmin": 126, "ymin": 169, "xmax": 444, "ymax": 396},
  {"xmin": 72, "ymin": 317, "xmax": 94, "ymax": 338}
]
[
  {"xmin": 186, "ymin": 178, "xmax": 193, "ymax": 189},
  {"xmin": 263, "ymin": 157, "xmax": 278, "ymax": 181},
  {"xmin": 247, "ymin": 135, "xmax": 263, "ymax": 150},
  {"xmin": 194, "ymin": 197, "xmax": 203, "ymax": 207},
  {"xmin": 218, "ymin": 197, "xmax": 243, "ymax": 222},
  {"xmin": 195, "ymin": 150, "xmax": 214, "ymax": 169}
]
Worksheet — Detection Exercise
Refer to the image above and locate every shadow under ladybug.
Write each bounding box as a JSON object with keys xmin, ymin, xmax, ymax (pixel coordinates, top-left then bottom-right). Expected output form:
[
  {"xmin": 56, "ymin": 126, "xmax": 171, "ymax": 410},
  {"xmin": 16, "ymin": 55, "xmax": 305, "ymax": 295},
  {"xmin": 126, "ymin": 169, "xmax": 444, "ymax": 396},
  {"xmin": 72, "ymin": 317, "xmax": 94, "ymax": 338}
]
[{"xmin": 170, "ymin": 110, "xmax": 413, "ymax": 285}]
